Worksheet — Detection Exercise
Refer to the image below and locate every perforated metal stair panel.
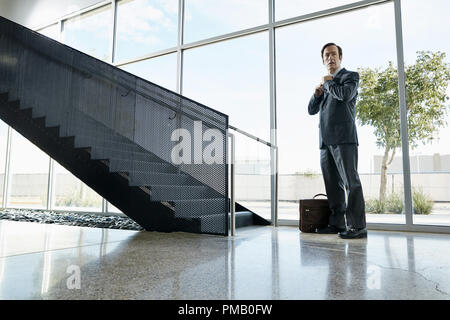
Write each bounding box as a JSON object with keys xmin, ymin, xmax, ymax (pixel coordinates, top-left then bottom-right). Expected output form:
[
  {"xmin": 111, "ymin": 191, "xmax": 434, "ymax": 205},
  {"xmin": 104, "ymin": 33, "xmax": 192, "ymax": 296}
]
[{"xmin": 0, "ymin": 16, "xmax": 229, "ymax": 235}]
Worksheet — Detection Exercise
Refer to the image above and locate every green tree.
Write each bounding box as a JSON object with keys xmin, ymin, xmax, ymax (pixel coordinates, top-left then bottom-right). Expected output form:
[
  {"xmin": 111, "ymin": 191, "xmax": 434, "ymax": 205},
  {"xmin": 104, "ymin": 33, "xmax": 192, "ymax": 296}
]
[{"xmin": 356, "ymin": 51, "xmax": 450, "ymax": 204}]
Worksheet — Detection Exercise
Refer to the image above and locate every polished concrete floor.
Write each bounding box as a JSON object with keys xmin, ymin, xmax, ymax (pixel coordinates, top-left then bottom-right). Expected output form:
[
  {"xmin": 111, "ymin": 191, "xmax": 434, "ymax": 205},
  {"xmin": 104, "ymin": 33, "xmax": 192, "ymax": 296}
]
[{"xmin": 0, "ymin": 219, "xmax": 449, "ymax": 299}]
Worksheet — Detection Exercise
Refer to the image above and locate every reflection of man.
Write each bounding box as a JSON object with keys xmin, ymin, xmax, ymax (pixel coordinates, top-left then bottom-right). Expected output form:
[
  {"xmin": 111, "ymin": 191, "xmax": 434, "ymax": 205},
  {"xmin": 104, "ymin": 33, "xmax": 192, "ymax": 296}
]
[{"xmin": 307, "ymin": 43, "xmax": 366, "ymax": 239}]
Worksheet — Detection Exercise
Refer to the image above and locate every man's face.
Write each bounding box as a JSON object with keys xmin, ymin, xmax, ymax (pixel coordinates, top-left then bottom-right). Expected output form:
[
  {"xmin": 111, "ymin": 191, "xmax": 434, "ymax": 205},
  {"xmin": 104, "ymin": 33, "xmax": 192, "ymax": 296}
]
[{"xmin": 322, "ymin": 45, "xmax": 342, "ymax": 73}]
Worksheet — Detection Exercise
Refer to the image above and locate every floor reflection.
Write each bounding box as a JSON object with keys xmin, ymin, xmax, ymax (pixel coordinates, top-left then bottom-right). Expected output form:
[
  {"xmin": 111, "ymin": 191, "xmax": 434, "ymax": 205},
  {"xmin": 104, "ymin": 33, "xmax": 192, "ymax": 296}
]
[{"xmin": 0, "ymin": 221, "xmax": 449, "ymax": 299}]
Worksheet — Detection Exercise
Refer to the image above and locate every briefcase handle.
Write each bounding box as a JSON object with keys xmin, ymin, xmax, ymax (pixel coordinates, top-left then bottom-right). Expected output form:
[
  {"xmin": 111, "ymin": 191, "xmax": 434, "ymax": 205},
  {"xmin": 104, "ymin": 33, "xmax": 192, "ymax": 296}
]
[{"xmin": 313, "ymin": 193, "xmax": 328, "ymax": 199}]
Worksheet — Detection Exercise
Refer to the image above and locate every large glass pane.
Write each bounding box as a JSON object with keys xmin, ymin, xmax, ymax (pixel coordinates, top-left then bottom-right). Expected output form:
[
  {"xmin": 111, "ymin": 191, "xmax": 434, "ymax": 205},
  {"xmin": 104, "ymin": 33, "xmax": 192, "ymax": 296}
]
[
  {"xmin": 115, "ymin": 0, "xmax": 178, "ymax": 63},
  {"xmin": 38, "ymin": 23, "xmax": 60, "ymax": 41},
  {"xmin": 107, "ymin": 202, "xmax": 123, "ymax": 214},
  {"xmin": 0, "ymin": 120, "xmax": 7, "ymax": 207},
  {"xmin": 183, "ymin": 32, "xmax": 270, "ymax": 141},
  {"xmin": 233, "ymin": 131, "xmax": 272, "ymax": 221},
  {"xmin": 53, "ymin": 162, "xmax": 102, "ymax": 212},
  {"xmin": 120, "ymin": 53, "xmax": 177, "ymax": 91},
  {"xmin": 184, "ymin": 0, "xmax": 268, "ymax": 44},
  {"xmin": 8, "ymin": 131, "xmax": 49, "ymax": 209},
  {"xmin": 402, "ymin": 0, "xmax": 450, "ymax": 226},
  {"xmin": 63, "ymin": 5, "xmax": 112, "ymax": 61},
  {"xmin": 276, "ymin": 2, "xmax": 405, "ymax": 224},
  {"xmin": 275, "ymin": 0, "xmax": 359, "ymax": 21}
]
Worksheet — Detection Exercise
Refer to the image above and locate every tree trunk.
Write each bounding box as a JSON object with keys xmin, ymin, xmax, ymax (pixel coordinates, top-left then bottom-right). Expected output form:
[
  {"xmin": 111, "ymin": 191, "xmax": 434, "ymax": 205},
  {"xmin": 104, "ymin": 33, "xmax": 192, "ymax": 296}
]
[
  {"xmin": 379, "ymin": 146, "xmax": 390, "ymax": 204},
  {"xmin": 379, "ymin": 146, "xmax": 396, "ymax": 205}
]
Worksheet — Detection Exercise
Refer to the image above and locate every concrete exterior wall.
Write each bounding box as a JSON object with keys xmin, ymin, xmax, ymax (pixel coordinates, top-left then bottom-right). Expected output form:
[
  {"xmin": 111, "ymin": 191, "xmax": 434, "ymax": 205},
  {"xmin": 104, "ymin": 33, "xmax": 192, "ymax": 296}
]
[
  {"xmin": 374, "ymin": 153, "xmax": 450, "ymax": 174},
  {"xmin": 236, "ymin": 173, "xmax": 450, "ymax": 202},
  {"xmin": 0, "ymin": 173, "xmax": 99, "ymax": 197},
  {"xmin": 2, "ymin": 173, "xmax": 449, "ymax": 203}
]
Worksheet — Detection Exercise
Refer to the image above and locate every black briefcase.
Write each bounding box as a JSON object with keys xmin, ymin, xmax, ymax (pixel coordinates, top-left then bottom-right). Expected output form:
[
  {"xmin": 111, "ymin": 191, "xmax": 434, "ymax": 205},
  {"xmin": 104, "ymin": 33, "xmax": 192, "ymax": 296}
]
[{"xmin": 299, "ymin": 193, "xmax": 332, "ymax": 233}]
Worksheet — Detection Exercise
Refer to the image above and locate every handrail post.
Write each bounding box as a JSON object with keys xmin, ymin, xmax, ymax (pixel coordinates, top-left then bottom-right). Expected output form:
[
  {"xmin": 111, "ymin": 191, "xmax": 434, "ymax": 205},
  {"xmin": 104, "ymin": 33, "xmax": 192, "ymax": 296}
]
[
  {"xmin": 229, "ymin": 132, "xmax": 236, "ymax": 236},
  {"xmin": 274, "ymin": 145, "xmax": 279, "ymax": 227}
]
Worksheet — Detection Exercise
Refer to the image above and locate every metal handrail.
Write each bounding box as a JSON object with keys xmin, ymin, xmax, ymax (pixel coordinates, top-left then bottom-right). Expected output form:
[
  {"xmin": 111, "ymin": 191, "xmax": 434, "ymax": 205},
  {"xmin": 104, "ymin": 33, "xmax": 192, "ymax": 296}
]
[
  {"xmin": 228, "ymin": 132, "xmax": 236, "ymax": 236},
  {"xmin": 228, "ymin": 125, "xmax": 277, "ymax": 149},
  {"xmin": 227, "ymin": 125, "xmax": 279, "ymax": 233}
]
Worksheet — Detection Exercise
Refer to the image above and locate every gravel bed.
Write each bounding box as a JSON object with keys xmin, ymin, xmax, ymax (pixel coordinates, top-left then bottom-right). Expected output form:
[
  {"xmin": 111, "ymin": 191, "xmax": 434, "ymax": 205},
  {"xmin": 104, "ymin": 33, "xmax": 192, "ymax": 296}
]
[{"xmin": 0, "ymin": 209, "xmax": 144, "ymax": 231}]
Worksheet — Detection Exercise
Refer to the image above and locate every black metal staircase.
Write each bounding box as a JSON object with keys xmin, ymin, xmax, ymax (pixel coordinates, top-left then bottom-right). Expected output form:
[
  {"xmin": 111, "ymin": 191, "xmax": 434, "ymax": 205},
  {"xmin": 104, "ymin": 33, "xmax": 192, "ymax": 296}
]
[{"xmin": 0, "ymin": 16, "xmax": 269, "ymax": 235}]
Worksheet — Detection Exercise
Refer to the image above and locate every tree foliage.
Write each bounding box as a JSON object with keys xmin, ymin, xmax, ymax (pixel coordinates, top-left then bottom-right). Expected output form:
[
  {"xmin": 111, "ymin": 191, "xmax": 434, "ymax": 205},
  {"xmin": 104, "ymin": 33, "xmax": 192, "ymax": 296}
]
[
  {"xmin": 357, "ymin": 51, "xmax": 450, "ymax": 150},
  {"xmin": 356, "ymin": 51, "xmax": 450, "ymax": 203}
]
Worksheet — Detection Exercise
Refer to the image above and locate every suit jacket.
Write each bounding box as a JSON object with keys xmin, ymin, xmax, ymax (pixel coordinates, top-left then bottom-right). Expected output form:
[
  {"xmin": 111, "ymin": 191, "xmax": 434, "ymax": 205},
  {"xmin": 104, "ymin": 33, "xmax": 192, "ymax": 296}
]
[{"xmin": 308, "ymin": 68, "xmax": 359, "ymax": 149}]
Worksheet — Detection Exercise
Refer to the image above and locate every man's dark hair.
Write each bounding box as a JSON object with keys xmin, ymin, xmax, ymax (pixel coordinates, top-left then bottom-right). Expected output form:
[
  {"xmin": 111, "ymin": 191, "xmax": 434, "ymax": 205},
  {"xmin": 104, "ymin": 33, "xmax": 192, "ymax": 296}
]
[{"xmin": 321, "ymin": 43, "xmax": 342, "ymax": 60}]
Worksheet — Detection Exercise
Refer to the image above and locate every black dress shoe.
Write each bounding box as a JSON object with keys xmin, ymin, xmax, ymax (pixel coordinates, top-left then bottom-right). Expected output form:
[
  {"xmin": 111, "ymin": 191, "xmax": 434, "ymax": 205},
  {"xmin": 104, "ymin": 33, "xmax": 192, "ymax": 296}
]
[
  {"xmin": 316, "ymin": 225, "xmax": 346, "ymax": 234},
  {"xmin": 339, "ymin": 228, "xmax": 367, "ymax": 239}
]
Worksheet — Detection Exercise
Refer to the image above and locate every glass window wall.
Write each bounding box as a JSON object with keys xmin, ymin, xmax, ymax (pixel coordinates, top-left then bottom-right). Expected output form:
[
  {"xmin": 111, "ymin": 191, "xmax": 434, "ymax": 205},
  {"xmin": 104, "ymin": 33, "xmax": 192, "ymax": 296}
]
[
  {"xmin": 276, "ymin": 2, "xmax": 405, "ymax": 223},
  {"xmin": 183, "ymin": 32, "xmax": 270, "ymax": 141},
  {"xmin": 37, "ymin": 23, "xmax": 60, "ymax": 41},
  {"xmin": 275, "ymin": 0, "xmax": 360, "ymax": 21},
  {"xmin": 115, "ymin": 0, "xmax": 178, "ymax": 63},
  {"xmin": 8, "ymin": 130, "xmax": 50, "ymax": 209},
  {"xmin": 53, "ymin": 162, "xmax": 103, "ymax": 212},
  {"xmin": 9, "ymin": 0, "xmax": 447, "ymax": 232},
  {"xmin": 120, "ymin": 53, "xmax": 178, "ymax": 92},
  {"xmin": 63, "ymin": 4, "xmax": 112, "ymax": 61},
  {"xmin": 184, "ymin": 0, "xmax": 268, "ymax": 43},
  {"xmin": 402, "ymin": 0, "xmax": 450, "ymax": 226},
  {"xmin": 183, "ymin": 33, "xmax": 270, "ymax": 220}
]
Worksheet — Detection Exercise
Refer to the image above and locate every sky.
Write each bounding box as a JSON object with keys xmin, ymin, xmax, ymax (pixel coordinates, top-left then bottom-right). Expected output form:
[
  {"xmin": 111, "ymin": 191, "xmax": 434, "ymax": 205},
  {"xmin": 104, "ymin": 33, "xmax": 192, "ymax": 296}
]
[
  {"xmin": 2, "ymin": 0, "xmax": 450, "ymax": 178},
  {"xmin": 115, "ymin": 0, "xmax": 178, "ymax": 62}
]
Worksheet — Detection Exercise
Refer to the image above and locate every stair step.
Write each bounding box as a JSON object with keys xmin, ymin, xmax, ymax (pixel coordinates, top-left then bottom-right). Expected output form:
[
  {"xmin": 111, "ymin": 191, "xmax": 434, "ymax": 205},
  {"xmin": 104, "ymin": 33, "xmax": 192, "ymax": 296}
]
[
  {"xmin": 74, "ymin": 134, "xmax": 150, "ymax": 153},
  {"xmin": 88, "ymin": 145, "xmax": 161, "ymax": 163},
  {"xmin": 8, "ymin": 100, "xmax": 20, "ymax": 110},
  {"xmin": 130, "ymin": 185, "xmax": 151, "ymax": 196},
  {"xmin": 231, "ymin": 211, "xmax": 254, "ymax": 228},
  {"xmin": 149, "ymin": 185, "xmax": 216, "ymax": 201},
  {"xmin": 63, "ymin": 115, "xmax": 132, "ymax": 141},
  {"xmin": 115, "ymin": 171, "xmax": 131, "ymax": 181},
  {"xmin": 46, "ymin": 125, "xmax": 60, "ymax": 137},
  {"xmin": 60, "ymin": 136, "xmax": 75, "ymax": 147},
  {"xmin": 71, "ymin": 133, "xmax": 134, "ymax": 150},
  {"xmin": 128, "ymin": 171, "xmax": 198, "ymax": 187},
  {"xmin": 169, "ymin": 198, "xmax": 227, "ymax": 218},
  {"xmin": 19, "ymin": 107, "xmax": 33, "ymax": 118},
  {"xmin": 108, "ymin": 158, "xmax": 177, "ymax": 174},
  {"xmin": 60, "ymin": 121, "xmax": 120, "ymax": 140},
  {"xmin": 73, "ymin": 146, "xmax": 92, "ymax": 155},
  {"xmin": 33, "ymin": 116, "xmax": 46, "ymax": 128},
  {"xmin": 193, "ymin": 213, "xmax": 228, "ymax": 234},
  {"xmin": 0, "ymin": 92, "xmax": 8, "ymax": 102},
  {"xmin": 71, "ymin": 125, "xmax": 123, "ymax": 136},
  {"xmin": 193, "ymin": 211, "xmax": 255, "ymax": 234}
]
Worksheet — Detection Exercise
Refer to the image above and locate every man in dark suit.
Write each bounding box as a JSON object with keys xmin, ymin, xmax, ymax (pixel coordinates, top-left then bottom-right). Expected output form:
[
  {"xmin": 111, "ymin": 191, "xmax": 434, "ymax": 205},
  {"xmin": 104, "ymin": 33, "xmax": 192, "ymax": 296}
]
[{"xmin": 308, "ymin": 43, "xmax": 367, "ymax": 239}]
